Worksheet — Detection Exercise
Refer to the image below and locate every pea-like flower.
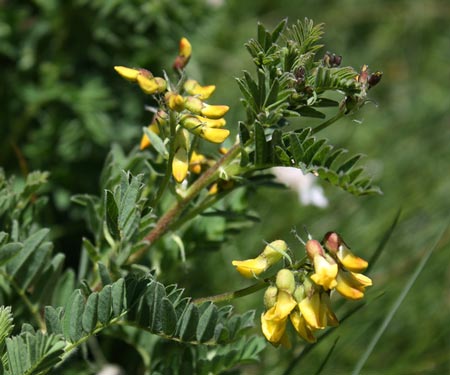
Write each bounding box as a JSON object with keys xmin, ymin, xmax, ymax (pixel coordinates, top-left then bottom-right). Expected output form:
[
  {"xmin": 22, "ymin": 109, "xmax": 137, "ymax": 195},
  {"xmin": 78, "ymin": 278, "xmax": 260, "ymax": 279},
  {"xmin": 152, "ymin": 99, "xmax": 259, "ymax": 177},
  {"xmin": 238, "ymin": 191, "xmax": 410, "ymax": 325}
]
[
  {"xmin": 184, "ymin": 79, "xmax": 216, "ymax": 100},
  {"xmin": 173, "ymin": 37, "xmax": 192, "ymax": 70},
  {"xmin": 323, "ymin": 232, "xmax": 368, "ymax": 272},
  {"xmin": 335, "ymin": 269, "xmax": 372, "ymax": 300},
  {"xmin": 232, "ymin": 240, "xmax": 287, "ymax": 278},
  {"xmin": 305, "ymin": 239, "xmax": 338, "ymax": 290}
]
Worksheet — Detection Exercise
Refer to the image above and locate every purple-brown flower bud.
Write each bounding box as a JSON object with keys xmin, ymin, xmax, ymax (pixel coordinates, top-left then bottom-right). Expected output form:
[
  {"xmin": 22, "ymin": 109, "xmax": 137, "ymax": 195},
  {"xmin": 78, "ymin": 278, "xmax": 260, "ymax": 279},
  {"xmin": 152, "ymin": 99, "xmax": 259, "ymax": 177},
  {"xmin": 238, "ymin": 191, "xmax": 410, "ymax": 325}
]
[
  {"xmin": 323, "ymin": 232, "xmax": 340, "ymax": 253},
  {"xmin": 368, "ymin": 71, "xmax": 383, "ymax": 88}
]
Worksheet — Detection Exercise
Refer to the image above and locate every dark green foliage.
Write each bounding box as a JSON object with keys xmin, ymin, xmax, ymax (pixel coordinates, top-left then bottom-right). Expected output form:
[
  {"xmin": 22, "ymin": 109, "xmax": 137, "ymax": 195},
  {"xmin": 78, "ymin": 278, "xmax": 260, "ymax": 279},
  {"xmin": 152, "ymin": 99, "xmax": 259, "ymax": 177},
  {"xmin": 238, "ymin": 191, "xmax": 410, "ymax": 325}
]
[{"xmin": 236, "ymin": 19, "xmax": 380, "ymax": 196}]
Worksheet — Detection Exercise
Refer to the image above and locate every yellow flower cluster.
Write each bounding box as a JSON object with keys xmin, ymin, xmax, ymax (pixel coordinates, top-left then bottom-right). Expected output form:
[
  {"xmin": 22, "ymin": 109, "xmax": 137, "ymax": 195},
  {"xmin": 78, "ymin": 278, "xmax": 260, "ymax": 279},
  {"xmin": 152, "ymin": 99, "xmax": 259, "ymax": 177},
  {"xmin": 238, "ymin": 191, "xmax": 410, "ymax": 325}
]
[
  {"xmin": 114, "ymin": 37, "xmax": 230, "ymax": 183},
  {"xmin": 231, "ymin": 232, "xmax": 372, "ymax": 347}
]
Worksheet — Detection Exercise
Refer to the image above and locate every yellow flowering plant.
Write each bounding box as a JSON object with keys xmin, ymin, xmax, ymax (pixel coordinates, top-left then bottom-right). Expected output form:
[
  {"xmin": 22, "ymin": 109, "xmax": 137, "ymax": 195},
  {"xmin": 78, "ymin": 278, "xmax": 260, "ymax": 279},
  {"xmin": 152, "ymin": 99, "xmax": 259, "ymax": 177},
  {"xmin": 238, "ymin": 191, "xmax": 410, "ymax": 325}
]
[
  {"xmin": 110, "ymin": 18, "xmax": 381, "ymax": 368},
  {"xmin": 0, "ymin": 18, "xmax": 389, "ymax": 375}
]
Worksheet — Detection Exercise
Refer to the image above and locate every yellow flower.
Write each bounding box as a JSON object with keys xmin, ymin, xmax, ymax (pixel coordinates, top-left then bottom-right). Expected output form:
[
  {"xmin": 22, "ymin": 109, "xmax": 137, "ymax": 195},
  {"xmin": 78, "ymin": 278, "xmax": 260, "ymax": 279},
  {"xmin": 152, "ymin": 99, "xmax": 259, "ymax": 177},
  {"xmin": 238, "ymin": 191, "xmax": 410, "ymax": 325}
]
[
  {"xmin": 184, "ymin": 97, "xmax": 229, "ymax": 120},
  {"xmin": 323, "ymin": 232, "xmax": 368, "ymax": 272},
  {"xmin": 136, "ymin": 74, "xmax": 167, "ymax": 95},
  {"xmin": 310, "ymin": 254, "xmax": 338, "ymax": 290},
  {"xmin": 114, "ymin": 66, "xmax": 140, "ymax": 82},
  {"xmin": 197, "ymin": 115, "xmax": 226, "ymax": 128},
  {"xmin": 165, "ymin": 92, "xmax": 185, "ymax": 112},
  {"xmin": 231, "ymin": 257, "xmax": 268, "ymax": 278},
  {"xmin": 289, "ymin": 309, "xmax": 317, "ymax": 343},
  {"xmin": 264, "ymin": 290, "xmax": 297, "ymax": 321},
  {"xmin": 201, "ymin": 127, "xmax": 230, "ymax": 144},
  {"xmin": 232, "ymin": 241, "xmax": 286, "ymax": 278},
  {"xmin": 261, "ymin": 313, "xmax": 289, "ymax": 346},
  {"xmin": 335, "ymin": 269, "xmax": 372, "ymax": 300},
  {"xmin": 298, "ymin": 292, "xmax": 338, "ymax": 330},
  {"xmin": 189, "ymin": 151, "xmax": 206, "ymax": 174},
  {"xmin": 179, "ymin": 37, "xmax": 192, "ymax": 58},
  {"xmin": 306, "ymin": 239, "xmax": 338, "ymax": 290},
  {"xmin": 172, "ymin": 147, "xmax": 188, "ymax": 183},
  {"xmin": 261, "ymin": 286, "xmax": 296, "ymax": 347},
  {"xmin": 200, "ymin": 104, "xmax": 229, "ymax": 119},
  {"xmin": 184, "ymin": 79, "xmax": 216, "ymax": 100},
  {"xmin": 173, "ymin": 37, "xmax": 192, "ymax": 70}
]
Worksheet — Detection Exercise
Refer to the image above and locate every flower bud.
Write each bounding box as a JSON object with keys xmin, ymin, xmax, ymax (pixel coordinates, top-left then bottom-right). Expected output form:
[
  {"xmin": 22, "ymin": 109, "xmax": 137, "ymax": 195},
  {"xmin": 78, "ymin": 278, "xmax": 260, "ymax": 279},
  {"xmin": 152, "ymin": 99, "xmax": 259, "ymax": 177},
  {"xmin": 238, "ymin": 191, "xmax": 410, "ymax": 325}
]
[
  {"xmin": 323, "ymin": 231, "xmax": 340, "ymax": 253},
  {"xmin": 114, "ymin": 66, "xmax": 140, "ymax": 82},
  {"xmin": 262, "ymin": 240, "xmax": 287, "ymax": 266},
  {"xmin": 179, "ymin": 37, "xmax": 192, "ymax": 58},
  {"xmin": 305, "ymin": 239, "xmax": 325, "ymax": 260},
  {"xmin": 264, "ymin": 286, "xmax": 278, "ymax": 309},
  {"xmin": 173, "ymin": 37, "xmax": 192, "ymax": 70},
  {"xmin": 275, "ymin": 269, "xmax": 296, "ymax": 294},
  {"xmin": 368, "ymin": 71, "xmax": 383, "ymax": 88},
  {"xmin": 165, "ymin": 92, "xmax": 185, "ymax": 111},
  {"xmin": 293, "ymin": 284, "xmax": 305, "ymax": 303},
  {"xmin": 154, "ymin": 77, "xmax": 167, "ymax": 92},
  {"xmin": 189, "ymin": 151, "xmax": 206, "ymax": 174},
  {"xmin": 356, "ymin": 64, "xmax": 369, "ymax": 84}
]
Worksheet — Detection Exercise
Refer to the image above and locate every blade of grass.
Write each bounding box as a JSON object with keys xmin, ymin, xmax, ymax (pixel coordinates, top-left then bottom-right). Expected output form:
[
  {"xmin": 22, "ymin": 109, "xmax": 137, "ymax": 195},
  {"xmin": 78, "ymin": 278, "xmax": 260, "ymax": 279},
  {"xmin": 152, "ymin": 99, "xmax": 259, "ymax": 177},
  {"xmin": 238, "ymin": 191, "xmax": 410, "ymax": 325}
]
[
  {"xmin": 314, "ymin": 337, "xmax": 340, "ymax": 375},
  {"xmin": 351, "ymin": 224, "xmax": 449, "ymax": 375},
  {"xmin": 283, "ymin": 303, "xmax": 365, "ymax": 375},
  {"xmin": 367, "ymin": 209, "xmax": 401, "ymax": 273}
]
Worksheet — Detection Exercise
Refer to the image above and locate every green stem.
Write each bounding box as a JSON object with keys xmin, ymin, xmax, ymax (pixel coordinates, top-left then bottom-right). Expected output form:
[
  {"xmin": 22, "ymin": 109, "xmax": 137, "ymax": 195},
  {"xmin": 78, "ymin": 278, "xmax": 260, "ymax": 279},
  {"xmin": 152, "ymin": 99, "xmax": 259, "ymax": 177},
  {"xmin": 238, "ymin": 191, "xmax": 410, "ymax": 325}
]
[
  {"xmin": 311, "ymin": 110, "xmax": 345, "ymax": 134},
  {"xmin": 192, "ymin": 278, "xmax": 269, "ymax": 305},
  {"xmin": 0, "ymin": 270, "xmax": 46, "ymax": 331},
  {"xmin": 127, "ymin": 143, "xmax": 242, "ymax": 264}
]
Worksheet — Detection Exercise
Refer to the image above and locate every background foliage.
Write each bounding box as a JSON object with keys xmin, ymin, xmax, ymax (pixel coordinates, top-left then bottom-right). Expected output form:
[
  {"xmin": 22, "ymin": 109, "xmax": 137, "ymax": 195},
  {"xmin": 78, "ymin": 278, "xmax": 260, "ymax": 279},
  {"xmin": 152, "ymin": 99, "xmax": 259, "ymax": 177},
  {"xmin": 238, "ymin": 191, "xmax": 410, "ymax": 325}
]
[{"xmin": 0, "ymin": 0, "xmax": 449, "ymax": 374}]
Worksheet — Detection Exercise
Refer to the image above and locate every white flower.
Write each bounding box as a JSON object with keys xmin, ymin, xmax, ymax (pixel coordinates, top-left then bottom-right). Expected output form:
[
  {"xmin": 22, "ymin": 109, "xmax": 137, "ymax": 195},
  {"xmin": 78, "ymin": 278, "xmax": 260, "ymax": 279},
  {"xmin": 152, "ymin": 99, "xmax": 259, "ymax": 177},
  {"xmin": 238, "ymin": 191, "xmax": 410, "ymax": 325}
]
[{"xmin": 271, "ymin": 167, "xmax": 328, "ymax": 208}]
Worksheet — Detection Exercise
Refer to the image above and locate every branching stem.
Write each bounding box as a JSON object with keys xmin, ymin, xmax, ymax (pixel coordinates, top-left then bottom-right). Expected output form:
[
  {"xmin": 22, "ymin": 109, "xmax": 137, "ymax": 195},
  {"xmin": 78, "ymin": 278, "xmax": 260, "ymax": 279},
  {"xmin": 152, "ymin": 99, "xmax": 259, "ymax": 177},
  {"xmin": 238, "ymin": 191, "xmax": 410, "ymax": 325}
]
[{"xmin": 127, "ymin": 142, "xmax": 241, "ymax": 264}]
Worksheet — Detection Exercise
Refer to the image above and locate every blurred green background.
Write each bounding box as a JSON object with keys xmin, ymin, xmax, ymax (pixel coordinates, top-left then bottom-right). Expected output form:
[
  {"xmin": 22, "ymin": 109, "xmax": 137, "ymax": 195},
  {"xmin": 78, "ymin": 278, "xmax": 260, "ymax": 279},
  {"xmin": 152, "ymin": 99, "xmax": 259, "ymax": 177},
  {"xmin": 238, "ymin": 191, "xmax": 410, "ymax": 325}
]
[{"xmin": 1, "ymin": 0, "xmax": 449, "ymax": 373}]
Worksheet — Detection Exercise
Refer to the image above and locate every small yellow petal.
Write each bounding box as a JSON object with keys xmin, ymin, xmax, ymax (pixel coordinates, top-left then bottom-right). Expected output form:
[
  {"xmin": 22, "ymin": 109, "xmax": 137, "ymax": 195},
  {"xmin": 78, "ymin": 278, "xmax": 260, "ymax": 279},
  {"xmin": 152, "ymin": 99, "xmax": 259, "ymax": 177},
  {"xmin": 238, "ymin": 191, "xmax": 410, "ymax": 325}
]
[
  {"xmin": 172, "ymin": 148, "xmax": 188, "ymax": 183},
  {"xmin": 290, "ymin": 310, "xmax": 317, "ymax": 343},
  {"xmin": 299, "ymin": 293, "xmax": 323, "ymax": 329},
  {"xmin": 338, "ymin": 247, "xmax": 368, "ymax": 272},
  {"xmin": 269, "ymin": 290, "xmax": 297, "ymax": 320},
  {"xmin": 261, "ymin": 311, "xmax": 287, "ymax": 345},
  {"xmin": 165, "ymin": 92, "xmax": 185, "ymax": 111},
  {"xmin": 335, "ymin": 270, "xmax": 369, "ymax": 300},
  {"xmin": 310, "ymin": 255, "xmax": 338, "ymax": 290},
  {"xmin": 137, "ymin": 74, "xmax": 159, "ymax": 94},
  {"xmin": 201, "ymin": 127, "xmax": 230, "ymax": 143},
  {"xmin": 232, "ymin": 257, "xmax": 268, "ymax": 278},
  {"xmin": 197, "ymin": 116, "xmax": 226, "ymax": 128},
  {"xmin": 114, "ymin": 66, "xmax": 140, "ymax": 82},
  {"xmin": 179, "ymin": 37, "xmax": 192, "ymax": 58},
  {"xmin": 201, "ymin": 105, "xmax": 230, "ymax": 119},
  {"xmin": 184, "ymin": 79, "xmax": 216, "ymax": 100}
]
